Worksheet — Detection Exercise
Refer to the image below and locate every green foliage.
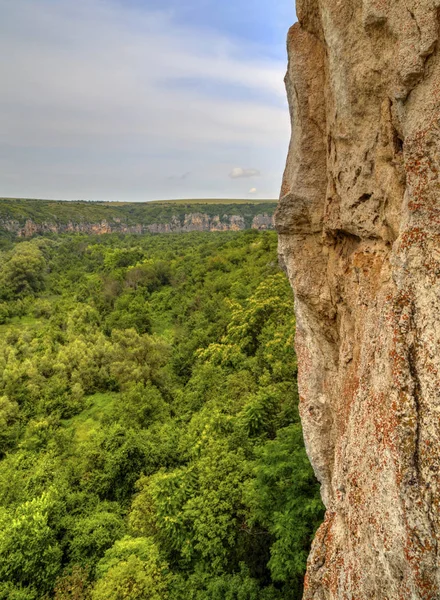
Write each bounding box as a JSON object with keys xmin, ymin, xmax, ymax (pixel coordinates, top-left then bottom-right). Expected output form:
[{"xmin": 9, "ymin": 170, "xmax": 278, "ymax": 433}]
[
  {"xmin": 0, "ymin": 302, "xmax": 10, "ymax": 324},
  {"xmin": 0, "ymin": 582, "xmax": 38, "ymax": 600},
  {"xmin": 0, "ymin": 241, "xmax": 46, "ymax": 299},
  {"xmin": 54, "ymin": 566, "xmax": 92, "ymax": 600},
  {"xmin": 92, "ymin": 537, "xmax": 169, "ymax": 600},
  {"xmin": 68, "ymin": 510, "xmax": 126, "ymax": 570},
  {"xmin": 0, "ymin": 493, "xmax": 62, "ymax": 592},
  {"xmin": 0, "ymin": 395, "xmax": 21, "ymax": 455},
  {"xmin": 246, "ymin": 425, "xmax": 324, "ymax": 588},
  {"xmin": 0, "ymin": 230, "xmax": 323, "ymax": 599},
  {"xmin": 103, "ymin": 293, "xmax": 152, "ymax": 335},
  {"xmin": 112, "ymin": 383, "xmax": 169, "ymax": 430},
  {"xmin": 169, "ymin": 564, "xmax": 282, "ymax": 600}
]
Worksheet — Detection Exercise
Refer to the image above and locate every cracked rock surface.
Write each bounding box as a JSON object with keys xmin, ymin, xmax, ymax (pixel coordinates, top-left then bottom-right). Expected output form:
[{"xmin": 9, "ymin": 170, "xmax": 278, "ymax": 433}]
[{"xmin": 276, "ymin": 1, "xmax": 440, "ymax": 598}]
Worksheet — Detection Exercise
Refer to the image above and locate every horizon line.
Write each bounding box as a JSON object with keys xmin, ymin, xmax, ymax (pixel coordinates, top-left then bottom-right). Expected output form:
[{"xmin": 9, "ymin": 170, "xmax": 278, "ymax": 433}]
[{"xmin": 0, "ymin": 197, "xmax": 279, "ymax": 204}]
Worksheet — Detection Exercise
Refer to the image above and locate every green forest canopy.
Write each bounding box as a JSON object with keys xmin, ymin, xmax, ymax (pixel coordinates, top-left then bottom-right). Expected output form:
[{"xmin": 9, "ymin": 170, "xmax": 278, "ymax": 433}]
[{"xmin": 0, "ymin": 230, "xmax": 323, "ymax": 600}]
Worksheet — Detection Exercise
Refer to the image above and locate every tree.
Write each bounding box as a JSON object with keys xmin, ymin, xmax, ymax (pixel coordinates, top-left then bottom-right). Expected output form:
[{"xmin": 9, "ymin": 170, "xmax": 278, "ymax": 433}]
[
  {"xmin": 112, "ymin": 382, "xmax": 169, "ymax": 430},
  {"xmin": 92, "ymin": 537, "xmax": 169, "ymax": 600},
  {"xmin": 245, "ymin": 425, "xmax": 324, "ymax": 593},
  {"xmin": 69, "ymin": 510, "xmax": 126, "ymax": 570},
  {"xmin": 105, "ymin": 295, "xmax": 152, "ymax": 335},
  {"xmin": 0, "ymin": 493, "xmax": 62, "ymax": 592},
  {"xmin": 54, "ymin": 566, "xmax": 92, "ymax": 600},
  {"xmin": 0, "ymin": 242, "xmax": 46, "ymax": 299},
  {"xmin": 0, "ymin": 395, "xmax": 20, "ymax": 455}
]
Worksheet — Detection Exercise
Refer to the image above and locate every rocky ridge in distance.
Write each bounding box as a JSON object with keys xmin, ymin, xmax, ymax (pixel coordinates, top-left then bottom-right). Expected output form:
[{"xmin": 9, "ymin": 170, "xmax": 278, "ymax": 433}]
[{"xmin": 0, "ymin": 198, "xmax": 275, "ymax": 237}]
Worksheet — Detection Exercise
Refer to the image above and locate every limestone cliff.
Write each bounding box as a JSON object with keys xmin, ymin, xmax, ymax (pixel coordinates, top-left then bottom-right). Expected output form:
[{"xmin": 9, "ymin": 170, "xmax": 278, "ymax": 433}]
[
  {"xmin": 0, "ymin": 204, "xmax": 275, "ymax": 237},
  {"xmin": 276, "ymin": 1, "xmax": 440, "ymax": 598},
  {"xmin": 0, "ymin": 214, "xmax": 252, "ymax": 237}
]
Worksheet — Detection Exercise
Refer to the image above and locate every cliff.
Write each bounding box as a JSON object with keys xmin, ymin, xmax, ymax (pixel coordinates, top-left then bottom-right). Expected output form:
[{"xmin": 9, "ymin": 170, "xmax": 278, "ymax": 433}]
[
  {"xmin": 276, "ymin": 1, "xmax": 440, "ymax": 598},
  {"xmin": 0, "ymin": 198, "xmax": 275, "ymax": 237}
]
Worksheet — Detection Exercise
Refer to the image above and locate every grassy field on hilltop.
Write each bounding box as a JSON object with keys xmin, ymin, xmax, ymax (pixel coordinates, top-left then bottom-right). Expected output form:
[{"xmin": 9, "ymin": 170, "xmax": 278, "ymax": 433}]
[{"xmin": 146, "ymin": 198, "xmax": 277, "ymax": 205}]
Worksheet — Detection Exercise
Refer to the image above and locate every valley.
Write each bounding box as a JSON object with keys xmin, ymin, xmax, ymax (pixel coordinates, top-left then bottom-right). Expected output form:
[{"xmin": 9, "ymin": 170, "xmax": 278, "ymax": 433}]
[{"xmin": 0, "ymin": 229, "xmax": 322, "ymax": 599}]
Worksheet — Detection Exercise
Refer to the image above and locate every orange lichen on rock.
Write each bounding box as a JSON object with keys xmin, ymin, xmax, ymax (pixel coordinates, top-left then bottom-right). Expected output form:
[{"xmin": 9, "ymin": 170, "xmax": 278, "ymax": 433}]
[{"xmin": 276, "ymin": 0, "xmax": 440, "ymax": 598}]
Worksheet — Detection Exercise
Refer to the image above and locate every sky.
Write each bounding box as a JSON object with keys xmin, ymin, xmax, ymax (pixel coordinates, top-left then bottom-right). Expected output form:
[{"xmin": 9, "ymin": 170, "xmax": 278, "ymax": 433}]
[{"xmin": 0, "ymin": 0, "xmax": 296, "ymax": 202}]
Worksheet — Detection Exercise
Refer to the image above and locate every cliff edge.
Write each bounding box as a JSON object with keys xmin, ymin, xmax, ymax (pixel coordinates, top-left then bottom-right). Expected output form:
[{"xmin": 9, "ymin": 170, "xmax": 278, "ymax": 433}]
[
  {"xmin": 276, "ymin": 1, "xmax": 440, "ymax": 598},
  {"xmin": 0, "ymin": 199, "xmax": 276, "ymax": 237}
]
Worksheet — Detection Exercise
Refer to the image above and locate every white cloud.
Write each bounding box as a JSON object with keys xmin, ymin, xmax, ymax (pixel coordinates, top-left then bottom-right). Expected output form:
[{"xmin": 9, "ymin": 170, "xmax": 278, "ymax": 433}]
[
  {"xmin": 0, "ymin": 0, "xmax": 289, "ymax": 200},
  {"xmin": 229, "ymin": 167, "xmax": 261, "ymax": 179},
  {"xmin": 249, "ymin": 187, "xmax": 257, "ymax": 194}
]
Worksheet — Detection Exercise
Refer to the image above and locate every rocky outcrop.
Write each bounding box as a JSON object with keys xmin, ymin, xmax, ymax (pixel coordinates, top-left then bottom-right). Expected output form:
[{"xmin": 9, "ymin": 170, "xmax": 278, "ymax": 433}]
[
  {"xmin": 147, "ymin": 213, "xmax": 246, "ymax": 232},
  {"xmin": 276, "ymin": 1, "xmax": 440, "ymax": 598},
  {"xmin": 251, "ymin": 213, "xmax": 274, "ymax": 230},
  {"xmin": 0, "ymin": 213, "xmax": 274, "ymax": 237}
]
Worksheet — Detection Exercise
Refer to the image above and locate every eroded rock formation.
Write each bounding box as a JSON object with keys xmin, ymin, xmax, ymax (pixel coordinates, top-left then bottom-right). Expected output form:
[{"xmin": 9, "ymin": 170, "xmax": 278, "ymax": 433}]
[
  {"xmin": 276, "ymin": 1, "xmax": 440, "ymax": 598},
  {"xmin": 0, "ymin": 213, "xmax": 274, "ymax": 237}
]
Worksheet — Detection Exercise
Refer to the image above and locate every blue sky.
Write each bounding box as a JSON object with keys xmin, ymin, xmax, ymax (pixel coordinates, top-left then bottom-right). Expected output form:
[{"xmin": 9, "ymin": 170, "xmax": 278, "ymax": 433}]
[{"xmin": 0, "ymin": 0, "xmax": 296, "ymax": 201}]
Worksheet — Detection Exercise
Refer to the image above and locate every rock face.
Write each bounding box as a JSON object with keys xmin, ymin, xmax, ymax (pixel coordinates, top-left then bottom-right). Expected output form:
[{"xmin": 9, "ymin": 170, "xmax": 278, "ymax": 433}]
[
  {"xmin": 0, "ymin": 213, "xmax": 274, "ymax": 237},
  {"xmin": 276, "ymin": 1, "xmax": 440, "ymax": 598},
  {"xmin": 251, "ymin": 213, "xmax": 275, "ymax": 230}
]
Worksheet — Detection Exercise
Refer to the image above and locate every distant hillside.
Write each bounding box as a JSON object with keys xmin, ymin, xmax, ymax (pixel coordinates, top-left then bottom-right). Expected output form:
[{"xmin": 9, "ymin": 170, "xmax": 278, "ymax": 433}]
[{"xmin": 0, "ymin": 198, "xmax": 277, "ymax": 237}]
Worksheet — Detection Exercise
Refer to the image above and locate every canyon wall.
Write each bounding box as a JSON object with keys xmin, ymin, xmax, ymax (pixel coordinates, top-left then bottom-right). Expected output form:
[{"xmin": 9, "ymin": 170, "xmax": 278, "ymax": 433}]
[
  {"xmin": 276, "ymin": 1, "xmax": 440, "ymax": 598},
  {"xmin": 0, "ymin": 213, "xmax": 274, "ymax": 237}
]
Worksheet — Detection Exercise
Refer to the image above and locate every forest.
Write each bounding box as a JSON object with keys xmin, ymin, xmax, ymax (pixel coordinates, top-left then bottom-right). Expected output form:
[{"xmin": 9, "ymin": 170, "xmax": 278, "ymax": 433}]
[{"xmin": 0, "ymin": 230, "xmax": 323, "ymax": 599}]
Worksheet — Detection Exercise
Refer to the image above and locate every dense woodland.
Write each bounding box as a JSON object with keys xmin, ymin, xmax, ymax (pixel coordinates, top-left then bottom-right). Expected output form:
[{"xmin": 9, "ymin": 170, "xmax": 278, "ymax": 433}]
[{"xmin": 0, "ymin": 230, "xmax": 323, "ymax": 599}]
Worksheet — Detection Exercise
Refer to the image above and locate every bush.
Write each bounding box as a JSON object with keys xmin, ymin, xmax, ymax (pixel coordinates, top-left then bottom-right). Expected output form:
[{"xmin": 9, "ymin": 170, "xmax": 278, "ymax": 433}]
[
  {"xmin": 0, "ymin": 494, "xmax": 62, "ymax": 592},
  {"xmin": 92, "ymin": 537, "xmax": 169, "ymax": 600}
]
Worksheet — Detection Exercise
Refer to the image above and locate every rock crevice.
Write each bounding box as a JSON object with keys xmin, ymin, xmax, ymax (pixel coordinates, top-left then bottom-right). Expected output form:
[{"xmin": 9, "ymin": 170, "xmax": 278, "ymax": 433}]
[{"xmin": 276, "ymin": 1, "xmax": 440, "ymax": 597}]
